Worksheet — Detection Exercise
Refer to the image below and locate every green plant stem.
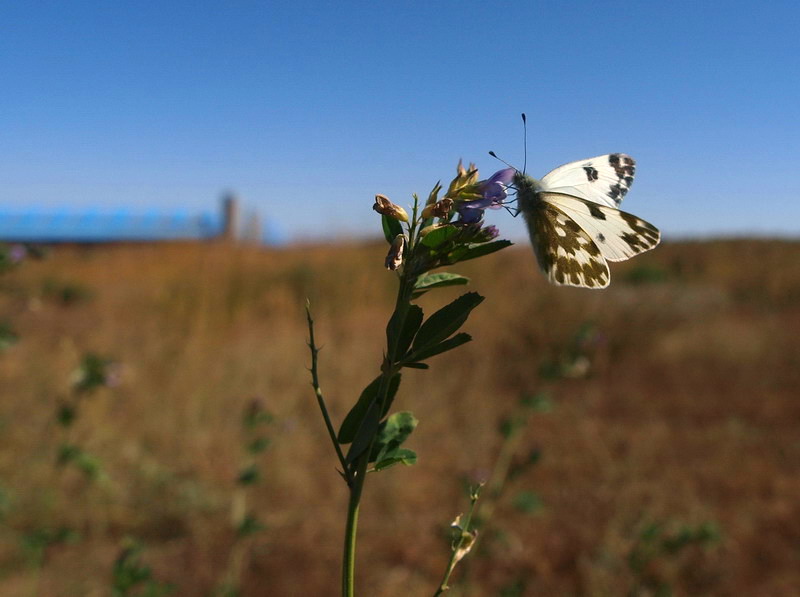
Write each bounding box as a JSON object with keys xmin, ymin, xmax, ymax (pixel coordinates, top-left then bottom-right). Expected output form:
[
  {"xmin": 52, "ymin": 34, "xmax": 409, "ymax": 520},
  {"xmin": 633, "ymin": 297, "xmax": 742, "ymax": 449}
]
[
  {"xmin": 482, "ymin": 420, "xmax": 525, "ymax": 520},
  {"xmin": 306, "ymin": 303, "xmax": 351, "ymax": 482},
  {"xmin": 342, "ymin": 267, "xmax": 416, "ymax": 596},
  {"xmin": 342, "ymin": 454, "xmax": 368, "ymax": 597}
]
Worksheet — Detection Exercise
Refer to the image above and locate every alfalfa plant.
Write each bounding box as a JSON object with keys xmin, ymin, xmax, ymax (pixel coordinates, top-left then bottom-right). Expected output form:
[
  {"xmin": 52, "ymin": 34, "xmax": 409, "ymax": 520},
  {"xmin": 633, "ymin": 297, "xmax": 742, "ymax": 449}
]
[{"xmin": 307, "ymin": 128, "xmax": 660, "ymax": 595}]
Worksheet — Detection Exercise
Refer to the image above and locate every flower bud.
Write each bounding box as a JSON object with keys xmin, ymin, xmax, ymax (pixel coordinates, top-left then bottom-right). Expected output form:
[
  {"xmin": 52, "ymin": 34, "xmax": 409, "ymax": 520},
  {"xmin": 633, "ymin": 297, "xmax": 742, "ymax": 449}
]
[
  {"xmin": 384, "ymin": 234, "xmax": 406, "ymax": 271},
  {"xmin": 446, "ymin": 161, "xmax": 480, "ymax": 198},
  {"xmin": 373, "ymin": 194, "xmax": 409, "ymax": 222},
  {"xmin": 475, "ymin": 224, "xmax": 500, "ymax": 242},
  {"xmin": 421, "ymin": 197, "xmax": 454, "ymax": 220},
  {"xmin": 418, "ymin": 222, "xmax": 447, "ymax": 238}
]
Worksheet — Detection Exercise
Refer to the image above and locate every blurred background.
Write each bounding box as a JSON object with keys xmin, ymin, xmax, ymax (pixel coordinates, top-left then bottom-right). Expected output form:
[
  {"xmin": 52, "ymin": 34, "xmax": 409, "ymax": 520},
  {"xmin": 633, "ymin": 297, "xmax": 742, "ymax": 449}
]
[{"xmin": 1, "ymin": 1, "xmax": 799, "ymax": 595}]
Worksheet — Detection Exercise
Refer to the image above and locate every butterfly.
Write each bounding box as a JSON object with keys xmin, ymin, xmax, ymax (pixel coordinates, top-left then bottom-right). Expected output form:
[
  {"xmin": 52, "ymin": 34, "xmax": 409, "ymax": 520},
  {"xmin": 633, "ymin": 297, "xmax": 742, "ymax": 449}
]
[{"xmin": 514, "ymin": 153, "xmax": 660, "ymax": 288}]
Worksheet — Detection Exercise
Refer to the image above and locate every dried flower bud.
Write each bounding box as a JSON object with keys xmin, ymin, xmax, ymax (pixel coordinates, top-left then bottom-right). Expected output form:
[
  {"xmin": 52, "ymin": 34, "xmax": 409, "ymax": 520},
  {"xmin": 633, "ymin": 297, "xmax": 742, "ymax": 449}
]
[
  {"xmin": 385, "ymin": 234, "xmax": 406, "ymax": 271},
  {"xmin": 421, "ymin": 197, "xmax": 454, "ymax": 220},
  {"xmin": 373, "ymin": 194, "xmax": 409, "ymax": 222}
]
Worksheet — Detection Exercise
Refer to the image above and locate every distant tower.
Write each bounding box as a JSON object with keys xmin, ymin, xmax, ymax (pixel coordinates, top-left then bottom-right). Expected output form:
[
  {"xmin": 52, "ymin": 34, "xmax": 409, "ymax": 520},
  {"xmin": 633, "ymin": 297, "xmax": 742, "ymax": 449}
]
[
  {"xmin": 221, "ymin": 192, "xmax": 240, "ymax": 242},
  {"xmin": 243, "ymin": 209, "xmax": 262, "ymax": 244}
]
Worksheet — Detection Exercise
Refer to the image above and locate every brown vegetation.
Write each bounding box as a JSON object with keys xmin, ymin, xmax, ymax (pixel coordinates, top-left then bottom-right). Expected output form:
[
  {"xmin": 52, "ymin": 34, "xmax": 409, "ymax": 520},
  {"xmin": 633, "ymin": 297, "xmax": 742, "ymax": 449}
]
[{"xmin": 0, "ymin": 239, "xmax": 798, "ymax": 596}]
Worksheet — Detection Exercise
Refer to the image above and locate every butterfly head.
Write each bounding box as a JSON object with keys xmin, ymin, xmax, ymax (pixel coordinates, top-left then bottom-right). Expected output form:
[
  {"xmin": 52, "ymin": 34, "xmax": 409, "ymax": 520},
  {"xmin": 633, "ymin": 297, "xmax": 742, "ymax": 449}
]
[{"xmin": 511, "ymin": 171, "xmax": 544, "ymax": 214}]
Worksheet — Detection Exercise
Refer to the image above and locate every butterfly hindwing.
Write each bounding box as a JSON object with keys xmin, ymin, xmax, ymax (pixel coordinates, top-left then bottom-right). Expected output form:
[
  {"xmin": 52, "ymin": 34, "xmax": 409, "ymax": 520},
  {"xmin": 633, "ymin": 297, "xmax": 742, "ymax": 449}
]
[
  {"xmin": 540, "ymin": 153, "xmax": 636, "ymax": 208},
  {"xmin": 521, "ymin": 198, "xmax": 610, "ymax": 289},
  {"xmin": 540, "ymin": 193, "xmax": 661, "ymax": 262}
]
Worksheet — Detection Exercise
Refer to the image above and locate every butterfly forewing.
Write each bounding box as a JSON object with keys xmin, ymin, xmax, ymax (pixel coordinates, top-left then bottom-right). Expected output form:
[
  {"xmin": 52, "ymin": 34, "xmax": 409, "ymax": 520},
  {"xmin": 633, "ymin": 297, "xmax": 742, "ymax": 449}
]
[
  {"xmin": 540, "ymin": 193, "xmax": 661, "ymax": 262},
  {"xmin": 540, "ymin": 153, "xmax": 636, "ymax": 208}
]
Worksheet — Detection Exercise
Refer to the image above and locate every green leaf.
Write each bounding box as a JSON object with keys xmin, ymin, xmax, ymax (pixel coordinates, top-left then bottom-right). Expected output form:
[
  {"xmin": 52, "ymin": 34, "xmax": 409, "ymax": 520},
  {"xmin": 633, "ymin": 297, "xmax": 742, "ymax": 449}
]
[
  {"xmin": 512, "ymin": 490, "xmax": 544, "ymax": 515},
  {"xmin": 236, "ymin": 513, "xmax": 266, "ymax": 537},
  {"xmin": 412, "ymin": 272, "xmax": 470, "ymax": 298},
  {"xmin": 247, "ymin": 436, "xmax": 271, "ymax": 454},
  {"xmin": 520, "ymin": 392, "xmax": 552, "ymax": 412},
  {"xmin": 337, "ymin": 374, "xmax": 401, "ymax": 444},
  {"xmin": 237, "ymin": 465, "xmax": 260, "ymax": 486},
  {"xmin": 373, "ymin": 448, "xmax": 417, "ymax": 471},
  {"xmin": 381, "ymin": 215, "xmax": 403, "ymax": 244},
  {"xmin": 448, "ymin": 239, "xmax": 513, "ymax": 263},
  {"xmin": 405, "ymin": 332, "xmax": 472, "ymax": 363},
  {"xmin": 387, "ymin": 304, "xmax": 423, "ymax": 361},
  {"xmin": 370, "ymin": 411, "xmax": 418, "ymax": 464},
  {"xmin": 412, "ymin": 292, "xmax": 483, "ymax": 353},
  {"xmin": 379, "ymin": 373, "xmax": 403, "ymax": 418},
  {"xmin": 0, "ymin": 322, "xmax": 18, "ymax": 352},
  {"xmin": 420, "ymin": 225, "xmax": 458, "ymax": 249},
  {"xmin": 401, "ymin": 362, "xmax": 429, "ymax": 370},
  {"xmin": 344, "ymin": 401, "xmax": 381, "ymax": 465},
  {"xmin": 56, "ymin": 403, "xmax": 77, "ymax": 427}
]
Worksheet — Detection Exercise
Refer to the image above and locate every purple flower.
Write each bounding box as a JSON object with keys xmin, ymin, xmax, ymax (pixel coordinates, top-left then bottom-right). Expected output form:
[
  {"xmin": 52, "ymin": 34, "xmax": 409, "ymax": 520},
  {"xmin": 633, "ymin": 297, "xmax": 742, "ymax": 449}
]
[
  {"xmin": 479, "ymin": 168, "xmax": 515, "ymax": 203},
  {"xmin": 9, "ymin": 244, "xmax": 27, "ymax": 264},
  {"xmin": 479, "ymin": 225, "xmax": 499, "ymax": 241},
  {"xmin": 457, "ymin": 168, "xmax": 515, "ymax": 223}
]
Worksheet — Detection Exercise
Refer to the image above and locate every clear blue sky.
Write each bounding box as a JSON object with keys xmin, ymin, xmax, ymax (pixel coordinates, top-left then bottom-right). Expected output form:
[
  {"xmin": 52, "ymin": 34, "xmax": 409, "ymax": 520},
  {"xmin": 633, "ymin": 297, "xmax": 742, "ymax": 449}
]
[{"xmin": 2, "ymin": 1, "xmax": 798, "ymax": 242}]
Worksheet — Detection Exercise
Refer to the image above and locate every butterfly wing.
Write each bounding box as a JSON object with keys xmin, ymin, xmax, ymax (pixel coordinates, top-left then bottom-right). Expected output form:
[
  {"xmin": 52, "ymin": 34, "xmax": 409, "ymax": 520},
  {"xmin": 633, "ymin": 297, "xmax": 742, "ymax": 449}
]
[
  {"xmin": 540, "ymin": 153, "xmax": 635, "ymax": 208},
  {"xmin": 521, "ymin": 198, "xmax": 611, "ymax": 289},
  {"xmin": 541, "ymin": 193, "xmax": 661, "ymax": 262}
]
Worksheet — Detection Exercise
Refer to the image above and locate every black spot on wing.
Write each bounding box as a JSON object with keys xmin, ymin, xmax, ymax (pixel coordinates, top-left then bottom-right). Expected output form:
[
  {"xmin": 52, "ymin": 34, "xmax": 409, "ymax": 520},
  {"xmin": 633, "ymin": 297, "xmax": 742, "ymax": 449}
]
[
  {"xmin": 619, "ymin": 212, "xmax": 661, "ymax": 253},
  {"xmin": 607, "ymin": 154, "xmax": 636, "ymax": 206},
  {"xmin": 588, "ymin": 204, "xmax": 606, "ymax": 220},
  {"xmin": 583, "ymin": 166, "xmax": 599, "ymax": 182},
  {"xmin": 608, "ymin": 153, "xmax": 635, "ymax": 178}
]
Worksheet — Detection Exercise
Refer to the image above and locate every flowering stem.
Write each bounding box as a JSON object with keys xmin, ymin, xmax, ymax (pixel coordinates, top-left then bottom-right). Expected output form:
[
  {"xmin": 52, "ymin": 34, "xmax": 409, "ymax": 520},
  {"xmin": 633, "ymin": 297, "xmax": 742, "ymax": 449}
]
[{"xmin": 342, "ymin": 260, "xmax": 417, "ymax": 596}]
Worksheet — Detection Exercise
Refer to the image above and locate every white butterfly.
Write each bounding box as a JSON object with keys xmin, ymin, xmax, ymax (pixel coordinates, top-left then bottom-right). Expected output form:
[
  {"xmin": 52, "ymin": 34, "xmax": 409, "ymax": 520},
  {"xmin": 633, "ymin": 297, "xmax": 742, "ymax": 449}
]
[{"xmin": 514, "ymin": 153, "xmax": 660, "ymax": 288}]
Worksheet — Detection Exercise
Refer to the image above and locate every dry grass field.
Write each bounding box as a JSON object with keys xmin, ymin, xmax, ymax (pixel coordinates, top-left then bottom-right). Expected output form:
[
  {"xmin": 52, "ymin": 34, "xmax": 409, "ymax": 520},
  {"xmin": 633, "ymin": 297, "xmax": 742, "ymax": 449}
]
[{"xmin": 0, "ymin": 239, "xmax": 798, "ymax": 596}]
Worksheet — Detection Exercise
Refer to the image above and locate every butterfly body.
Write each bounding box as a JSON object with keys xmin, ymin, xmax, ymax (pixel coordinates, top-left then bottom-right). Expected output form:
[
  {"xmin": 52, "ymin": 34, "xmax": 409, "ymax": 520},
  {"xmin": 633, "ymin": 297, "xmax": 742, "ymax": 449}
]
[{"xmin": 514, "ymin": 154, "xmax": 660, "ymax": 289}]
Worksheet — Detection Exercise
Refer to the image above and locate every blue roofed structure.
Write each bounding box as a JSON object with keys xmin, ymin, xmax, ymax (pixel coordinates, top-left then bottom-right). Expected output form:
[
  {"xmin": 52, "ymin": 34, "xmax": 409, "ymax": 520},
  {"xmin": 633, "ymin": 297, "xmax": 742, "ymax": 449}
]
[{"xmin": 0, "ymin": 197, "xmax": 277, "ymax": 244}]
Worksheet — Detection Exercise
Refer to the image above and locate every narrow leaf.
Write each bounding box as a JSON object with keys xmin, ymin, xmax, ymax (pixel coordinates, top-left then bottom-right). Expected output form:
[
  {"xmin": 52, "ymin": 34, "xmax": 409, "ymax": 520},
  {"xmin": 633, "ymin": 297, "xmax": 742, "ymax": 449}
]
[
  {"xmin": 404, "ymin": 332, "xmax": 472, "ymax": 363},
  {"xmin": 379, "ymin": 372, "xmax": 403, "ymax": 418},
  {"xmin": 448, "ymin": 239, "xmax": 513, "ymax": 263},
  {"xmin": 387, "ymin": 304, "xmax": 423, "ymax": 361},
  {"xmin": 402, "ymin": 362, "xmax": 429, "ymax": 370},
  {"xmin": 337, "ymin": 374, "xmax": 401, "ymax": 443},
  {"xmin": 412, "ymin": 292, "xmax": 484, "ymax": 353},
  {"xmin": 345, "ymin": 402, "xmax": 381, "ymax": 465},
  {"xmin": 412, "ymin": 272, "xmax": 470, "ymax": 298},
  {"xmin": 373, "ymin": 448, "xmax": 417, "ymax": 471}
]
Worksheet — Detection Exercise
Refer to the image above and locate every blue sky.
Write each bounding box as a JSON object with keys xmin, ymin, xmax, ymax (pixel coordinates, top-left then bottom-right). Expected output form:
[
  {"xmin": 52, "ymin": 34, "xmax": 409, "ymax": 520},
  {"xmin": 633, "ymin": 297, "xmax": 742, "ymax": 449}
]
[{"xmin": 2, "ymin": 1, "xmax": 799, "ymax": 242}]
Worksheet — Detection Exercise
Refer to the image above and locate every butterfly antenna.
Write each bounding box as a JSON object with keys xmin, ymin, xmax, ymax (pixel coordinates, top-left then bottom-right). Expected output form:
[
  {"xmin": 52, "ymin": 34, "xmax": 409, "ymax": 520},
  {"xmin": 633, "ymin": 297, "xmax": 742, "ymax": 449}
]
[
  {"xmin": 521, "ymin": 113, "xmax": 527, "ymax": 174},
  {"xmin": 488, "ymin": 150, "xmax": 516, "ymax": 171}
]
